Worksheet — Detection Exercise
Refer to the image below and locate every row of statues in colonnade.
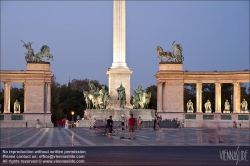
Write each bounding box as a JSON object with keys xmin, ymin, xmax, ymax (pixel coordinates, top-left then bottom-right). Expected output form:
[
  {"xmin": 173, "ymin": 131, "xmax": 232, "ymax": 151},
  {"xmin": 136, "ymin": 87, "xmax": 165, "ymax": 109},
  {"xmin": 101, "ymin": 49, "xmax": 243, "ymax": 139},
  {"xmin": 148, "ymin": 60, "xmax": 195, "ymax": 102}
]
[{"xmin": 187, "ymin": 98, "xmax": 248, "ymax": 113}]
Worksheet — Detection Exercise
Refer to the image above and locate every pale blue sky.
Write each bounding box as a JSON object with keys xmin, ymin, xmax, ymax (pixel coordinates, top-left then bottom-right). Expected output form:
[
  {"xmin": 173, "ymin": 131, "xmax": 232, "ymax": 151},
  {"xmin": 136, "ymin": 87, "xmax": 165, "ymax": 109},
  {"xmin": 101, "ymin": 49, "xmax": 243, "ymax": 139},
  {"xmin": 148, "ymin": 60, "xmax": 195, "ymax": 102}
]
[{"xmin": 1, "ymin": 1, "xmax": 249, "ymax": 90}]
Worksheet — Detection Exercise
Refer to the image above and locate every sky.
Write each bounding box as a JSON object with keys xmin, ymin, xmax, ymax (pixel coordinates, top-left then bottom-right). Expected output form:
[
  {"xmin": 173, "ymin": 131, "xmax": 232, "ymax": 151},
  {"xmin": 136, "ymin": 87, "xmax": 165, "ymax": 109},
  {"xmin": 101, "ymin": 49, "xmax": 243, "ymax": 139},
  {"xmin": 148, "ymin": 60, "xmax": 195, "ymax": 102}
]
[{"xmin": 1, "ymin": 0, "xmax": 249, "ymax": 91}]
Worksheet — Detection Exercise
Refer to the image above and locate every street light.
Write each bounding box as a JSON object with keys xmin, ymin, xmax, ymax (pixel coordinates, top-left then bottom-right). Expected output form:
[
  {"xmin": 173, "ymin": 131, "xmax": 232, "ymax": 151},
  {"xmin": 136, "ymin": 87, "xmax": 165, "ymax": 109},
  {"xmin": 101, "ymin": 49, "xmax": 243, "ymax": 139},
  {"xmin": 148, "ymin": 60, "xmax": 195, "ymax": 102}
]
[{"xmin": 71, "ymin": 111, "xmax": 74, "ymax": 122}]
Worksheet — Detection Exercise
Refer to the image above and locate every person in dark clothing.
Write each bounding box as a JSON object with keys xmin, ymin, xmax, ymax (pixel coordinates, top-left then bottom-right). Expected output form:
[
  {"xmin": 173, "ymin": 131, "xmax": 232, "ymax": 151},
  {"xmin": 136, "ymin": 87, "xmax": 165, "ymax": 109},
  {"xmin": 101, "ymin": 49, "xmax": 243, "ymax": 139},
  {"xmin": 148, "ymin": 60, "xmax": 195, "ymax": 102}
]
[
  {"xmin": 107, "ymin": 116, "xmax": 113, "ymax": 138},
  {"xmin": 153, "ymin": 117, "xmax": 157, "ymax": 130}
]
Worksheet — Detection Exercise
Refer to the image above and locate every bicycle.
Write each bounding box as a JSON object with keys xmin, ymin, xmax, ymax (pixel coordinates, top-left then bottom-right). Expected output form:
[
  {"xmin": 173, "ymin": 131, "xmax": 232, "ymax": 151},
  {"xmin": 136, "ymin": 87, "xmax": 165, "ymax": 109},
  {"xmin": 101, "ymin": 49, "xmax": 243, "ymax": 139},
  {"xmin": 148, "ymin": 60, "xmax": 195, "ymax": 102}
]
[{"xmin": 95, "ymin": 126, "xmax": 119, "ymax": 136}]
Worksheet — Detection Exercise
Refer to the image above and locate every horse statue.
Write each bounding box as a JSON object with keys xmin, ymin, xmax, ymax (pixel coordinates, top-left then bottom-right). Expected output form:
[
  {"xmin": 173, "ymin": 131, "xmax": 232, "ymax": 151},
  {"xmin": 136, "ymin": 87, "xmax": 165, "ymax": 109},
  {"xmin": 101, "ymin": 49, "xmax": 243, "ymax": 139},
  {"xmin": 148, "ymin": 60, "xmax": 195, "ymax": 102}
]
[
  {"xmin": 155, "ymin": 46, "xmax": 175, "ymax": 62},
  {"xmin": 172, "ymin": 41, "xmax": 184, "ymax": 62},
  {"xmin": 34, "ymin": 45, "xmax": 54, "ymax": 62},
  {"xmin": 139, "ymin": 91, "xmax": 151, "ymax": 109},
  {"xmin": 132, "ymin": 86, "xmax": 151, "ymax": 109},
  {"xmin": 87, "ymin": 92, "xmax": 110, "ymax": 109},
  {"xmin": 83, "ymin": 91, "xmax": 91, "ymax": 109},
  {"xmin": 88, "ymin": 93, "xmax": 101, "ymax": 109}
]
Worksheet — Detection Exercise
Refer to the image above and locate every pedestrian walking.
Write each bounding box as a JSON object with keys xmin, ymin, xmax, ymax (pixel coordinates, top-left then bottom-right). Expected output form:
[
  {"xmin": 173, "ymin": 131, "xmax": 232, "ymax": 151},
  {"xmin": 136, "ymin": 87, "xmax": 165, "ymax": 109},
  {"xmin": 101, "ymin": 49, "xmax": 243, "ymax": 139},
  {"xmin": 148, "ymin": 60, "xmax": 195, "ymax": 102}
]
[
  {"xmin": 182, "ymin": 120, "xmax": 185, "ymax": 128},
  {"xmin": 25, "ymin": 122, "xmax": 28, "ymax": 128},
  {"xmin": 93, "ymin": 118, "xmax": 97, "ymax": 129},
  {"xmin": 107, "ymin": 116, "xmax": 113, "ymax": 139},
  {"xmin": 138, "ymin": 117, "xmax": 142, "ymax": 130},
  {"xmin": 57, "ymin": 119, "xmax": 63, "ymax": 132},
  {"xmin": 128, "ymin": 114, "xmax": 136, "ymax": 139},
  {"xmin": 36, "ymin": 119, "xmax": 42, "ymax": 131},
  {"xmin": 153, "ymin": 117, "xmax": 157, "ymax": 130}
]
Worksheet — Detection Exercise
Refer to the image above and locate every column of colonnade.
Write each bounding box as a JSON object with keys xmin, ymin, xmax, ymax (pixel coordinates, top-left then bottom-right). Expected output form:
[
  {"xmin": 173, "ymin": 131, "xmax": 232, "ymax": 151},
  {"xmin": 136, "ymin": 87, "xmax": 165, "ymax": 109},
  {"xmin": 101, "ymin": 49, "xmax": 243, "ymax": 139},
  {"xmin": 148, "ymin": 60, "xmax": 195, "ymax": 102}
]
[
  {"xmin": 46, "ymin": 82, "xmax": 51, "ymax": 113},
  {"xmin": 157, "ymin": 82, "xmax": 163, "ymax": 112},
  {"xmin": 233, "ymin": 82, "xmax": 241, "ymax": 113},
  {"xmin": 158, "ymin": 81, "xmax": 242, "ymax": 113},
  {"xmin": 215, "ymin": 83, "xmax": 221, "ymax": 113},
  {"xmin": 3, "ymin": 82, "xmax": 10, "ymax": 113},
  {"xmin": 2, "ymin": 82, "xmax": 51, "ymax": 114}
]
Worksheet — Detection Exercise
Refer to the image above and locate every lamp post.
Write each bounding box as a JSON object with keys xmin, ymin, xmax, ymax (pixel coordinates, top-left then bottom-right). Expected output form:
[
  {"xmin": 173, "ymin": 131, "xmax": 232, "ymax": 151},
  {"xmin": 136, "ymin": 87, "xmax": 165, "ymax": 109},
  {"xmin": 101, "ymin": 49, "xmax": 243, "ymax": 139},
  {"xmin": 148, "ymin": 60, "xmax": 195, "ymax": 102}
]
[{"xmin": 71, "ymin": 111, "xmax": 74, "ymax": 122}]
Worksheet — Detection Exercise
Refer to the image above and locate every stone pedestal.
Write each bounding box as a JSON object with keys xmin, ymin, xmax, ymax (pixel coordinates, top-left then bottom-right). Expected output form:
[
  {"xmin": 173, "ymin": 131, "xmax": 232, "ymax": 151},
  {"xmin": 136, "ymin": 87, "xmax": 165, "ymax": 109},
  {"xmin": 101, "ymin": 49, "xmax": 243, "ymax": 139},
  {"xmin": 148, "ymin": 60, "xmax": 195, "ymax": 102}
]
[
  {"xmin": 205, "ymin": 110, "xmax": 212, "ymax": 113},
  {"xmin": 84, "ymin": 109, "xmax": 114, "ymax": 120},
  {"xmin": 240, "ymin": 110, "xmax": 249, "ymax": 114},
  {"xmin": 130, "ymin": 109, "xmax": 155, "ymax": 120},
  {"xmin": 25, "ymin": 62, "xmax": 52, "ymax": 113},
  {"xmin": 156, "ymin": 63, "xmax": 184, "ymax": 112},
  {"xmin": 187, "ymin": 110, "xmax": 194, "ymax": 113},
  {"xmin": 106, "ymin": 67, "xmax": 133, "ymax": 109},
  {"xmin": 223, "ymin": 110, "xmax": 230, "ymax": 113},
  {"xmin": 113, "ymin": 108, "xmax": 130, "ymax": 120}
]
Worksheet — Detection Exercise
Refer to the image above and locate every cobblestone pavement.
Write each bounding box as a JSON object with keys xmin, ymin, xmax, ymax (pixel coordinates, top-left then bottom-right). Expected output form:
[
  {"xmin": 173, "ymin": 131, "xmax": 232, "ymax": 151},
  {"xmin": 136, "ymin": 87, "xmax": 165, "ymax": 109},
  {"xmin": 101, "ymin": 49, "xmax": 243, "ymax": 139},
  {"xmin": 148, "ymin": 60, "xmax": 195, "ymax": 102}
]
[{"xmin": 0, "ymin": 127, "xmax": 249, "ymax": 148}]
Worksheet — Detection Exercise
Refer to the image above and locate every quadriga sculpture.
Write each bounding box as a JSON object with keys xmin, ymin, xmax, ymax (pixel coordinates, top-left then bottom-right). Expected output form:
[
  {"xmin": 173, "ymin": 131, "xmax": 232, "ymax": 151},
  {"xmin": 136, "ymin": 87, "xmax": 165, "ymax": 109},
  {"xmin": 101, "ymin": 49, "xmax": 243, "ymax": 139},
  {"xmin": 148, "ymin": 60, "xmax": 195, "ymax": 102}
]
[
  {"xmin": 156, "ymin": 41, "xmax": 184, "ymax": 62},
  {"xmin": 21, "ymin": 41, "xmax": 53, "ymax": 62},
  {"xmin": 34, "ymin": 45, "xmax": 54, "ymax": 62},
  {"xmin": 155, "ymin": 46, "xmax": 175, "ymax": 62}
]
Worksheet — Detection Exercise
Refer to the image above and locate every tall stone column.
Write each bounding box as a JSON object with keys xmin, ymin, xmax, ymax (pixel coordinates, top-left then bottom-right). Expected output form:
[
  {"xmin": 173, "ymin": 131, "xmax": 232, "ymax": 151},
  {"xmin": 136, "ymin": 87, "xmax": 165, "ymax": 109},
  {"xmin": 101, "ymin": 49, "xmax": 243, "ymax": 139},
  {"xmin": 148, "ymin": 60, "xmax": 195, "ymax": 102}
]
[
  {"xmin": 233, "ymin": 82, "xmax": 241, "ymax": 113},
  {"xmin": 215, "ymin": 83, "xmax": 221, "ymax": 113},
  {"xmin": 196, "ymin": 83, "xmax": 202, "ymax": 113},
  {"xmin": 157, "ymin": 82, "xmax": 163, "ymax": 112},
  {"xmin": 24, "ymin": 82, "xmax": 26, "ymax": 113},
  {"xmin": 112, "ymin": 0, "xmax": 126, "ymax": 68},
  {"xmin": 4, "ymin": 82, "xmax": 11, "ymax": 113},
  {"xmin": 107, "ymin": 0, "xmax": 132, "ymax": 108},
  {"xmin": 46, "ymin": 83, "xmax": 51, "ymax": 113}
]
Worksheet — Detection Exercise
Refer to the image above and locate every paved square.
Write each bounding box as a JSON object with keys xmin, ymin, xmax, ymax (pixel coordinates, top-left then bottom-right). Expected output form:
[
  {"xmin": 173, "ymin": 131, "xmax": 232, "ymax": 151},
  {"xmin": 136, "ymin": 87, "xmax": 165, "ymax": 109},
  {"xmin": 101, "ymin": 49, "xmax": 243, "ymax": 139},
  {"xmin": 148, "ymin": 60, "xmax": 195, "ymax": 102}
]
[{"xmin": 0, "ymin": 127, "xmax": 249, "ymax": 148}]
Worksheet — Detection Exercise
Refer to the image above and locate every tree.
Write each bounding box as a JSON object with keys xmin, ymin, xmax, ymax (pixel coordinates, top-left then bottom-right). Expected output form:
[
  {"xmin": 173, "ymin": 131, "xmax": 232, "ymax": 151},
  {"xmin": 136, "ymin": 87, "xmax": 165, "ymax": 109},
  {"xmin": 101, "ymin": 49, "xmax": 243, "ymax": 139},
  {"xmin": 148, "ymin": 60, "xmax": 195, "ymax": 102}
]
[{"xmin": 50, "ymin": 76, "xmax": 64, "ymax": 125}]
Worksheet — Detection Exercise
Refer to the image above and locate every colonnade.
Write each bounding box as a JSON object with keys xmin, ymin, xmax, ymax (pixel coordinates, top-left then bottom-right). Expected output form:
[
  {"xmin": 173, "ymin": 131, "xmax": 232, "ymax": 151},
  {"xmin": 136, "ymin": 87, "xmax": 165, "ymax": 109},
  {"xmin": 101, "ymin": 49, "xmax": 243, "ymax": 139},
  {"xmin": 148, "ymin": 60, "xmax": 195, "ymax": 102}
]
[
  {"xmin": 2, "ymin": 81, "xmax": 51, "ymax": 114},
  {"xmin": 157, "ymin": 82, "xmax": 242, "ymax": 113}
]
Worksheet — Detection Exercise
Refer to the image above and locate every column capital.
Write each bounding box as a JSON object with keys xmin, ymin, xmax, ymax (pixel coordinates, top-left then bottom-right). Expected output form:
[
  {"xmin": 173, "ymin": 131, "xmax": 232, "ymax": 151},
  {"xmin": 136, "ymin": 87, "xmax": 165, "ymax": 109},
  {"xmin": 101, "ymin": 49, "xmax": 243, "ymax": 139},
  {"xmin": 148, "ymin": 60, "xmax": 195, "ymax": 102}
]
[
  {"xmin": 4, "ymin": 82, "xmax": 11, "ymax": 86},
  {"xmin": 157, "ymin": 81, "xmax": 164, "ymax": 85},
  {"xmin": 233, "ymin": 82, "xmax": 240, "ymax": 86}
]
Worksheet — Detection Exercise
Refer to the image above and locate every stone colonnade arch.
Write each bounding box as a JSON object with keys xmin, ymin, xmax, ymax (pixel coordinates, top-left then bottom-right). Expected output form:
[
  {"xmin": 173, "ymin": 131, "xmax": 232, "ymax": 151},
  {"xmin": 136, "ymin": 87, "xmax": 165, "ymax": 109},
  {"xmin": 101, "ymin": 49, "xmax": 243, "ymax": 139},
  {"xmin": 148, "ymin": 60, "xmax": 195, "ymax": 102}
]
[
  {"xmin": 0, "ymin": 62, "xmax": 53, "ymax": 127},
  {"xmin": 155, "ymin": 63, "xmax": 250, "ymax": 128}
]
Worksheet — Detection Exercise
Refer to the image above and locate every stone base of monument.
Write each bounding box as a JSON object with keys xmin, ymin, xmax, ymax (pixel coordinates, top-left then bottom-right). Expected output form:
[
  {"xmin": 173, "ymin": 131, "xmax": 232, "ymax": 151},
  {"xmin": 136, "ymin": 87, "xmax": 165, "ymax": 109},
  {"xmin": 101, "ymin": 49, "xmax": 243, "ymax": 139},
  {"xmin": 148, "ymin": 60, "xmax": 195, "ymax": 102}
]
[
  {"xmin": 223, "ymin": 110, "xmax": 230, "ymax": 113},
  {"xmin": 157, "ymin": 112, "xmax": 185, "ymax": 121},
  {"xmin": 157, "ymin": 112, "xmax": 250, "ymax": 128},
  {"xmin": 113, "ymin": 108, "xmax": 130, "ymax": 120},
  {"xmin": 205, "ymin": 110, "xmax": 212, "ymax": 113},
  {"xmin": 0, "ymin": 113, "xmax": 53, "ymax": 128},
  {"xmin": 240, "ymin": 110, "xmax": 249, "ymax": 114},
  {"xmin": 84, "ymin": 109, "xmax": 114, "ymax": 120},
  {"xmin": 130, "ymin": 109, "xmax": 155, "ymax": 121},
  {"xmin": 187, "ymin": 110, "xmax": 194, "ymax": 113}
]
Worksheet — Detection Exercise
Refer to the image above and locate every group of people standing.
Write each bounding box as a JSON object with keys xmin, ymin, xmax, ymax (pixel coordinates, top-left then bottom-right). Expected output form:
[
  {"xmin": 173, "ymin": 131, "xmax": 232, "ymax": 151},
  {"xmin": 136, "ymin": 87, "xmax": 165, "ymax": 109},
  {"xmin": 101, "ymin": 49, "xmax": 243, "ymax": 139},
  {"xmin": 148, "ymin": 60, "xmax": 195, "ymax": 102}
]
[
  {"xmin": 153, "ymin": 115, "xmax": 162, "ymax": 130},
  {"xmin": 103, "ymin": 114, "xmax": 137, "ymax": 139}
]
